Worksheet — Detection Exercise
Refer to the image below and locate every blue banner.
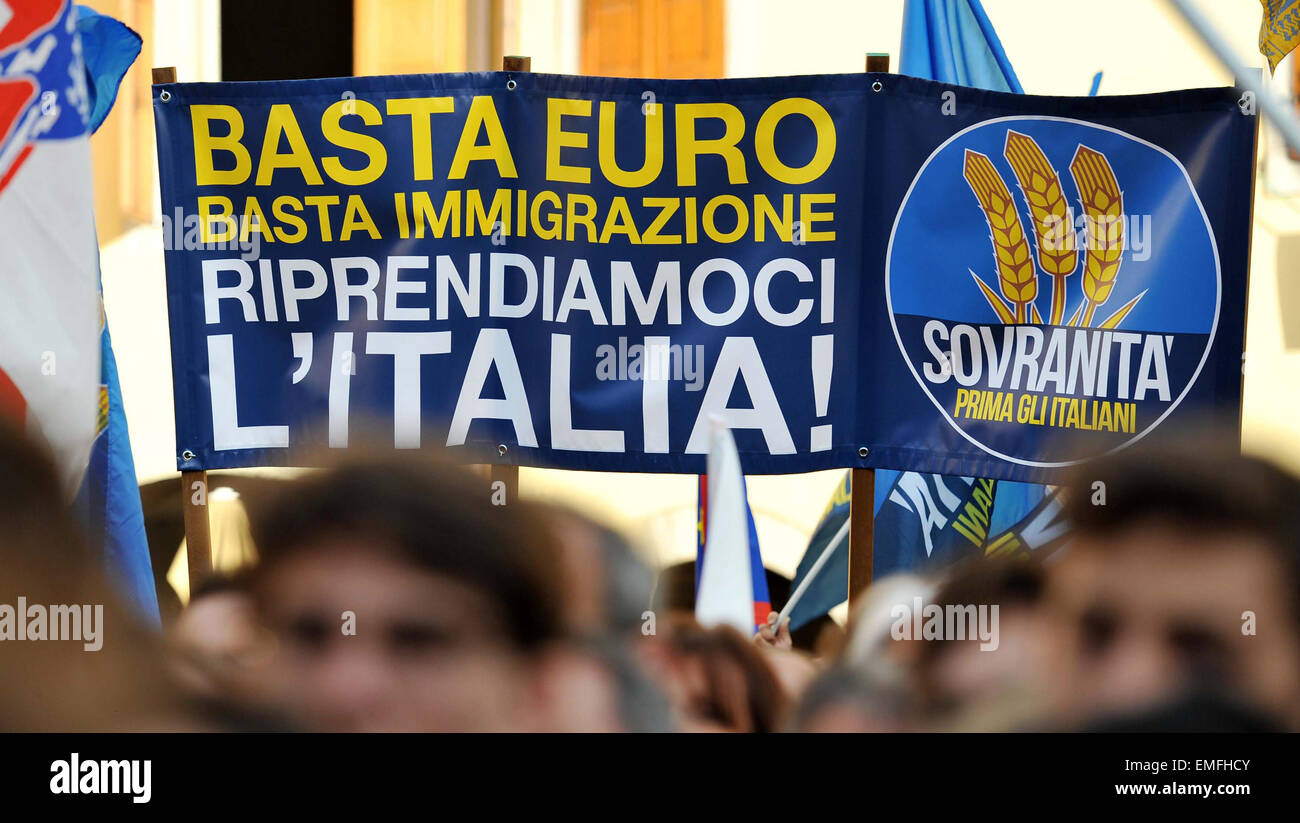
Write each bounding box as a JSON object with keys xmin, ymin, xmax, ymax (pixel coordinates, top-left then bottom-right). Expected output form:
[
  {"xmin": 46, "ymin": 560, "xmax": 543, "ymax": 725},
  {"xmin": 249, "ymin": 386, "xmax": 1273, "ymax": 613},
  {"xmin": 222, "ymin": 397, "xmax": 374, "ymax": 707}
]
[{"xmin": 153, "ymin": 73, "xmax": 1254, "ymax": 480}]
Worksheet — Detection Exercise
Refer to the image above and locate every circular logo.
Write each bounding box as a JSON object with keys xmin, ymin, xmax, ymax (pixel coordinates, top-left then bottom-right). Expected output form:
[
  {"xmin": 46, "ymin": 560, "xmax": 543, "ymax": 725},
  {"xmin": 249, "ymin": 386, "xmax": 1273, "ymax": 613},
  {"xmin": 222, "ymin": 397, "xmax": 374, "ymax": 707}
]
[{"xmin": 886, "ymin": 117, "xmax": 1221, "ymax": 467}]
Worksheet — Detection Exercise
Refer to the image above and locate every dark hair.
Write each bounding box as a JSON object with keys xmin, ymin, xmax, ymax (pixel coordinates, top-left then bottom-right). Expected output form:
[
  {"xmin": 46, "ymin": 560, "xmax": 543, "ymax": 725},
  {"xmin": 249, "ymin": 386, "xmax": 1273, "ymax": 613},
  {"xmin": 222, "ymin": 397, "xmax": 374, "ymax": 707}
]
[
  {"xmin": 916, "ymin": 557, "xmax": 1045, "ymax": 674},
  {"xmin": 1064, "ymin": 444, "xmax": 1300, "ymax": 613},
  {"xmin": 247, "ymin": 455, "xmax": 564, "ymax": 650},
  {"xmin": 0, "ymin": 417, "xmax": 88, "ymax": 565},
  {"xmin": 932, "ymin": 556, "xmax": 1043, "ymax": 611},
  {"xmin": 1065, "ymin": 443, "xmax": 1300, "ymax": 549}
]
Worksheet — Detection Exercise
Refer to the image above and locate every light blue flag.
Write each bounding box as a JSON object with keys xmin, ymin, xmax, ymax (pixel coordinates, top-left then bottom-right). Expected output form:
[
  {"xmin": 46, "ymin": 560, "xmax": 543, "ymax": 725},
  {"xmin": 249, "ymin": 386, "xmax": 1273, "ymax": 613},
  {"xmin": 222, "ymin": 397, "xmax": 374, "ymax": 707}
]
[
  {"xmin": 78, "ymin": 316, "xmax": 159, "ymax": 625},
  {"xmin": 72, "ymin": 5, "xmax": 159, "ymax": 625},
  {"xmin": 901, "ymin": 0, "xmax": 1024, "ymax": 93}
]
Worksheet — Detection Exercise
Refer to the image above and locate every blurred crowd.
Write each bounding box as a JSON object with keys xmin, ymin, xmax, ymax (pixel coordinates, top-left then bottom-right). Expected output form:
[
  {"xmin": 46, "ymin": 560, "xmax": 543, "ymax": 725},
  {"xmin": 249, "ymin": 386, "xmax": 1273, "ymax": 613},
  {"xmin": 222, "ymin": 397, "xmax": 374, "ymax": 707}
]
[{"xmin": 3, "ymin": 417, "xmax": 1299, "ymax": 732}]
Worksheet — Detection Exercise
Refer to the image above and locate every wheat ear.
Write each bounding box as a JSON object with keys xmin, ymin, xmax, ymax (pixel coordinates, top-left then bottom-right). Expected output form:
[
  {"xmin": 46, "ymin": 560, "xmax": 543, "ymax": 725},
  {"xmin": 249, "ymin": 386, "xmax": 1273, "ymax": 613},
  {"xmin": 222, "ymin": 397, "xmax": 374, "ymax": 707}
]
[
  {"xmin": 1004, "ymin": 131, "xmax": 1078, "ymax": 325},
  {"xmin": 1069, "ymin": 146, "xmax": 1124, "ymax": 327},
  {"xmin": 963, "ymin": 150, "xmax": 1037, "ymax": 322}
]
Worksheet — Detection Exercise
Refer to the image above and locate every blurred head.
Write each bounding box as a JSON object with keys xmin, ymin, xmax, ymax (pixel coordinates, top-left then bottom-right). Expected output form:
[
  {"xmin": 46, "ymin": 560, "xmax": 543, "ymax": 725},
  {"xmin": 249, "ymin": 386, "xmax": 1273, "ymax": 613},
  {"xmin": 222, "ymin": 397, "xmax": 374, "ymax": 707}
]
[
  {"xmin": 0, "ymin": 420, "xmax": 172, "ymax": 730},
  {"xmin": 841, "ymin": 573, "xmax": 935, "ymax": 682},
  {"xmin": 914, "ymin": 557, "xmax": 1061, "ymax": 729},
  {"xmin": 0, "ymin": 418, "xmax": 85, "ymax": 568},
  {"xmin": 759, "ymin": 646, "xmax": 821, "ymax": 704},
  {"xmin": 245, "ymin": 455, "xmax": 565, "ymax": 732},
  {"xmin": 1051, "ymin": 443, "xmax": 1300, "ymax": 728},
  {"xmin": 789, "ymin": 665, "xmax": 916, "ymax": 732},
  {"xmin": 533, "ymin": 637, "xmax": 674, "ymax": 732},
  {"xmin": 167, "ymin": 574, "xmax": 266, "ymax": 704},
  {"xmin": 544, "ymin": 508, "xmax": 655, "ymax": 637},
  {"xmin": 645, "ymin": 614, "xmax": 786, "ymax": 732}
]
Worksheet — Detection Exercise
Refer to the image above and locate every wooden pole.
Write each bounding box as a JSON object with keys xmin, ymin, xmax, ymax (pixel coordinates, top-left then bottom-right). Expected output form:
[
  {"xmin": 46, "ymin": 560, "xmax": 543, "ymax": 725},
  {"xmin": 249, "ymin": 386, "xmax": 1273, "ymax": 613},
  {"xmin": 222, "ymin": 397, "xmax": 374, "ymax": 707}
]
[
  {"xmin": 488, "ymin": 55, "xmax": 531, "ymax": 504},
  {"xmin": 848, "ymin": 53, "xmax": 889, "ymax": 611},
  {"xmin": 154, "ymin": 64, "xmax": 213, "ymax": 595},
  {"xmin": 181, "ymin": 470, "xmax": 212, "ymax": 593},
  {"xmin": 848, "ymin": 467, "xmax": 875, "ymax": 607}
]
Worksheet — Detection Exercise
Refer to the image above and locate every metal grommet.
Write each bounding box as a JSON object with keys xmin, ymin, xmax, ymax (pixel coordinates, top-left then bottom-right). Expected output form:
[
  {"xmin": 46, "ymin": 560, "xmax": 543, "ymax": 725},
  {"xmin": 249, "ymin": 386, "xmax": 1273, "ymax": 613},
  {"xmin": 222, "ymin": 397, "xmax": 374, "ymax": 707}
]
[
  {"xmin": 871, "ymin": 81, "xmax": 883, "ymax": 93},
  {"xmin": 160, "ymin": 90, "xmax": 172, "ymax": 102},
  {"xmin": 497, "ymin": 443, "xmax": 509, "ymax": 457},
  {"xmin": 506, "ymin": 79, "xmax": 517, "ymax": 91},
  {"xmin": 858, "ymin": 446, "xmax": 869, "ymax": 458},
  {"xmin": 181, "ymin": 449, "xmax": 195, "ymax": 461}
]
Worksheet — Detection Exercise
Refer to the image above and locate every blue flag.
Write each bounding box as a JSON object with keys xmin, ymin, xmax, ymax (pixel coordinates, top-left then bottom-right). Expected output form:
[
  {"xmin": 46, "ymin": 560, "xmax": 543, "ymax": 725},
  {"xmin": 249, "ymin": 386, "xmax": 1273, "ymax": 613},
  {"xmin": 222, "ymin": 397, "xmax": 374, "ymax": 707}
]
[
  {"xmin": 72, "ymin": 5, "xmax": 159, "ymax": 624},
  {"xmin": 873, "ymin": 471, "xmax": 996, "ymax": 578},
  {"xmin": 786, "ymin": 2, "xmax": 1051, "ymax": 627},
  {"xmin": 787, "ymin": 472, "xmax": 850, "ymax": 631},
  {"xmin": 982, "ymin": 483, "xmax": 1070, "ymax": 558},
  {"xmin": 901, "ymin": 0, "xmax": 1024, "ymax": 93},
  {"xmin": 787, "ymin": 471, "xmax": 1068, "ymax": 629},
  {"xmin": 873, "ymin": 471, "xmax": 1071, "ymax": 575}
]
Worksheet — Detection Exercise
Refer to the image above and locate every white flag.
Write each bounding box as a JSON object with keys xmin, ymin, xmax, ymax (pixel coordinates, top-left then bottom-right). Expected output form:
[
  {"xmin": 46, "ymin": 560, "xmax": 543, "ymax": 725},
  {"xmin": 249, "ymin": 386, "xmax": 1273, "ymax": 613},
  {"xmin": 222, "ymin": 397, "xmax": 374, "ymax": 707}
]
[
  {"xmin": 695, "ymin": 419, "xmax": 754, "ymax": 634},
  {"xmin": 0, "ymin": 1, "xmax": 101, "ymax": 495}
]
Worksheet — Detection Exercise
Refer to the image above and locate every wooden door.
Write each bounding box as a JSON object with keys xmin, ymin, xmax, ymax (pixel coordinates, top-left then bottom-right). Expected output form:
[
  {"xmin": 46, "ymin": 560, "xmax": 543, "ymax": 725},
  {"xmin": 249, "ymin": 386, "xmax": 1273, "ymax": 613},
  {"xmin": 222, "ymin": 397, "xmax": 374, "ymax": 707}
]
[{"xmin": 581, "ymin": 0, "xmax": 724, "ymax": 78}]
